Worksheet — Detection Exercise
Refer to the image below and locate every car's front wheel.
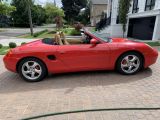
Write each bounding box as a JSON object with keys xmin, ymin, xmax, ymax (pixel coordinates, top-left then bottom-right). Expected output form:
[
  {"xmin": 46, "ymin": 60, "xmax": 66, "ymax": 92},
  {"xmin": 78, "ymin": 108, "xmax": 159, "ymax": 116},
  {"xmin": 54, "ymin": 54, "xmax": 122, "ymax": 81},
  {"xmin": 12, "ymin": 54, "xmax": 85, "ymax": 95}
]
[
  {"xmin": 117, "ymin": 52, "xmax": 143, "ymax": 75},
  {"xmin": 18, "ymin": 58, "xmax": 47, "ymax": 82}
]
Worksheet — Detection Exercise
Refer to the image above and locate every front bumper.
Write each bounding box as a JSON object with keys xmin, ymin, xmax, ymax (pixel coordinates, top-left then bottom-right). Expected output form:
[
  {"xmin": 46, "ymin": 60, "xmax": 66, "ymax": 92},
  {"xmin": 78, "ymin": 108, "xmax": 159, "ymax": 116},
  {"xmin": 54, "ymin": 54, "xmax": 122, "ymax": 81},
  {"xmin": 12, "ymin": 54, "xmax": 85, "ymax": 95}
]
[
  {"xmin": 144, "ymin": 48, "xmax": 158, "ymax": 68},
  {"xmin": 3, "ymin": 55, "xmax": 20, "ymax": 73}
]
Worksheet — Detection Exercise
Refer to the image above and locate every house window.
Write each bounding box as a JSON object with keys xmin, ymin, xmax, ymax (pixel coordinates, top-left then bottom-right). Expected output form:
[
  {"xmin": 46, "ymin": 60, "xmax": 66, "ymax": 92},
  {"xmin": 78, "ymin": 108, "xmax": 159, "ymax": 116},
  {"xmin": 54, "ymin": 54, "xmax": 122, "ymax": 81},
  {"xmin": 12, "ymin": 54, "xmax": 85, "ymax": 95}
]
[
  {"xmin": 132, "ymin": 0, "xmax": 139, "ymax": 13},
  {"xmin": 116, "ymin": 15, "xmax": 120, "ymax": 24},
  {"xmin": 145, "ymin": 0, "xmax": 156, "ymax": 11}
]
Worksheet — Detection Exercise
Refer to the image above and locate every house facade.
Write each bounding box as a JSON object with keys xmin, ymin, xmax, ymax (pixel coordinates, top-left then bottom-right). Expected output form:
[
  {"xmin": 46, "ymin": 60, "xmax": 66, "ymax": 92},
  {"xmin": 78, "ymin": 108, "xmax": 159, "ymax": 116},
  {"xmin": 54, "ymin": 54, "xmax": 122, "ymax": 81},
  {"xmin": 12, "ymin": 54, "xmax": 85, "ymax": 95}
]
[
  {"xmin": 90, "ymin": 0, "xmax": 108, "ymax": 26},
  {"xmin": 101, "ymin": 0, "xmax": 160, "ymax": 41}
]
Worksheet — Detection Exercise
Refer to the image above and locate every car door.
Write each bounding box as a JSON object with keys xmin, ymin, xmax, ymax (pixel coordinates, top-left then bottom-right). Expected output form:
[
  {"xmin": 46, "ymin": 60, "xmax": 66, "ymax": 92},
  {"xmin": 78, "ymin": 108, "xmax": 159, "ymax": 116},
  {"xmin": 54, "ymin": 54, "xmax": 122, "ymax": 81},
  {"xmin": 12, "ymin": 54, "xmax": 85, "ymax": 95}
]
[{"xmin": 56, "ymin": 43, "xmax": 111, "ymax": 72}]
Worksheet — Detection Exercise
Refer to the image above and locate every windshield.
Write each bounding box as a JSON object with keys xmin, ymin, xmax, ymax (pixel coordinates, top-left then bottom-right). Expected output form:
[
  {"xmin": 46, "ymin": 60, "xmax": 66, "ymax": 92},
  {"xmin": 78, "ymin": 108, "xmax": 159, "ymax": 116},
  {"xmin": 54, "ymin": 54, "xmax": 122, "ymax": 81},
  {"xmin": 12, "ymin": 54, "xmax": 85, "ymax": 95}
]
[{"xmin": 90, "ymin": 31, "xmax": 111, "ymax": 42}]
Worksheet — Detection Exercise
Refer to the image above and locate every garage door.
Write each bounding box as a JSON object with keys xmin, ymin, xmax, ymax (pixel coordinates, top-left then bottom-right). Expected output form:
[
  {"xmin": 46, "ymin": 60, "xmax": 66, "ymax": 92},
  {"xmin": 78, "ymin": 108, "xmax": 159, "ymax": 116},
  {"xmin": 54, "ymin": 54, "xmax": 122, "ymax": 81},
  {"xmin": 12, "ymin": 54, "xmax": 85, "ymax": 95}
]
[{"xmin": 127, "ymin": 16, "xmax": 156, "ymax": 40}]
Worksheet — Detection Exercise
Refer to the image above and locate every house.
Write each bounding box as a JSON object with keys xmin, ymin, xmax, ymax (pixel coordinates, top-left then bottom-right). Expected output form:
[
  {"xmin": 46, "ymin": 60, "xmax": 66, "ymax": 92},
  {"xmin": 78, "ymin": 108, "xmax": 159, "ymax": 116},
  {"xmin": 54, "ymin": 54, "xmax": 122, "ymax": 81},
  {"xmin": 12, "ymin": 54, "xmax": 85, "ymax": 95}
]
[
  {"xmin": 90, "ymin": 0, "xmax": 108, "ymax": 26},
  {"xmin": 100, "ymin": 0, "xmax": 160, "ymax": 41}
]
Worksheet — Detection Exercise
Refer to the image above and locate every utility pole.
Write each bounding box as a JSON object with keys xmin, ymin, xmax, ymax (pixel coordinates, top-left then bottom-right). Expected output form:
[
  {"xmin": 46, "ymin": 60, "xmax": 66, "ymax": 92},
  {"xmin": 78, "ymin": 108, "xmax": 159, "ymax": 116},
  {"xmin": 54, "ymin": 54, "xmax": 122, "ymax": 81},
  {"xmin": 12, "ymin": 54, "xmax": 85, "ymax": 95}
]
[
  {"xmin": 28, "ymin": 4, "xmax": 33, "ymax": 36},
  {"xmin": 54, "ymin": 0, "xmax": 56, "ymax": 6}
]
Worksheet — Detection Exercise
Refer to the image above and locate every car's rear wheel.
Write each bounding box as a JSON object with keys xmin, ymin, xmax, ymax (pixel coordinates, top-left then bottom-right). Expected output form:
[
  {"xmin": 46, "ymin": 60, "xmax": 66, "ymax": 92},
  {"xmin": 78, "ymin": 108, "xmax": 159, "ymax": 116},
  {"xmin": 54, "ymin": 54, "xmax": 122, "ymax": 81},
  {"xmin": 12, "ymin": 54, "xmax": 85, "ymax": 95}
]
[
  {"xmin": 18, "ymin": 58, "xmax": 47, "ymax": 82},
  {"xmin": 117, "ymin": 52, "xmax": 143, "ymax": 75}
]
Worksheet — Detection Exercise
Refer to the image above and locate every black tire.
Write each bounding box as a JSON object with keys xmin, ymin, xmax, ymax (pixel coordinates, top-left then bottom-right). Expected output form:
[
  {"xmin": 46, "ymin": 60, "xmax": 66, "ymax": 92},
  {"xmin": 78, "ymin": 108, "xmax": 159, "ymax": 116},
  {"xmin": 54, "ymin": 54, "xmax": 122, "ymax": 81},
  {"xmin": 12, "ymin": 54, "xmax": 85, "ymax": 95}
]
[
  {"xmin": 18, "ymin": 58, "xmax": 47, "ymax": 82},
  {"xmin": 116, "ymin": 52, "xmax": 143, "ymax": 75}
]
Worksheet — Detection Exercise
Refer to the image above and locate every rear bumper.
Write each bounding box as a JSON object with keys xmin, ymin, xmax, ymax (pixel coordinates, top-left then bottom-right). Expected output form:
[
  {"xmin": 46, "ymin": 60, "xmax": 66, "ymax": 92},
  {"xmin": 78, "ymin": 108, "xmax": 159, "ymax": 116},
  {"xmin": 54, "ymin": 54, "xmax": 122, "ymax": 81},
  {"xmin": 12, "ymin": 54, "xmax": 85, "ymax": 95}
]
[{"xmin": 3, "ymin": 55, "xmax": 20, "ymax": 73}]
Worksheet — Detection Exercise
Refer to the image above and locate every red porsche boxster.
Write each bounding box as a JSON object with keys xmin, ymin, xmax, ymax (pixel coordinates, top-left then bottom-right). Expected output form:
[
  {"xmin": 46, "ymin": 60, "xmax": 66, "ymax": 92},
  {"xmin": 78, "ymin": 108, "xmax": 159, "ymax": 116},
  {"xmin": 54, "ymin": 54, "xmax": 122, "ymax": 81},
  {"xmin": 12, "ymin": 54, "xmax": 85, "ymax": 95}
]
[{"xmin": 3, "ymin": 30, "xmax": 158, "ymax": 82}]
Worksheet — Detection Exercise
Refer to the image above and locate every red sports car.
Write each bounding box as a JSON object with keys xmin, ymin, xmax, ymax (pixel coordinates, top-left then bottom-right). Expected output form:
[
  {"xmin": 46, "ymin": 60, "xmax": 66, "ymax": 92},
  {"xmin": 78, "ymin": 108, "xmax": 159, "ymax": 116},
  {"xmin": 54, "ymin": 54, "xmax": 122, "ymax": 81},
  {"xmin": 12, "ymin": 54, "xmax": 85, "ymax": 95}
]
[{"xmin": 3, "ymin": 30, "xmax": 158, "ymax": 82}]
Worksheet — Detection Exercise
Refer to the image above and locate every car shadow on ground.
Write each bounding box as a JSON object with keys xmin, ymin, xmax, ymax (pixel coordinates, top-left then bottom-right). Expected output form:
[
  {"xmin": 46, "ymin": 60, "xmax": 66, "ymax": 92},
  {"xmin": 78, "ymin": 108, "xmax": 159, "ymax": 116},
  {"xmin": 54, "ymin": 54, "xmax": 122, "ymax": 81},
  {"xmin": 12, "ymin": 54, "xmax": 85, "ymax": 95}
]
[{"xmin": 0, "ymin": 68, "xmax": 152, "ymax": 94}]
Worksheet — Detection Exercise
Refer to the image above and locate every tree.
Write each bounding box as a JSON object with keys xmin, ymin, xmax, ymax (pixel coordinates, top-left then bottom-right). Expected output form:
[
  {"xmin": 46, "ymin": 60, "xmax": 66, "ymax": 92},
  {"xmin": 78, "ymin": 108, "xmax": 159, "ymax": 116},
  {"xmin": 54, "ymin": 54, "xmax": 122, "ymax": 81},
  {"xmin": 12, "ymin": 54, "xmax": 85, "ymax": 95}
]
[
  {"xmin": 76, "ymin": 0, "xmax": 90, "ymax": 25},
  {"xmin": 62, "ymin": 0, "xmax": 87, "ymax": 24},
  {"xmin": 0, "ymin": 2, "xmax": 16, "ymax": 27},
  {"xmin": 118, "ymin": 0, "xmax": 131, "ymax": 37},
  {"xmin": 22, "ymin": 0, "xmax": 34, "ymax": 35},
  {"xmin": 44, "ymin": 3, "xmax": 64, "ymax": 25},
  {"xmin": 11, "ymin": 0, "xmax": 34, "ymax": 35},
  {"xmin": 0, "ymin": 2, "xmax": 16, "ymax": 16},
  {"xmin": 32, "ymin": 5, "xmax": 46, "ymax": 26},
  {"xmin": 11, "ymin": 1, "xmax": 46, "ymax": 28}
]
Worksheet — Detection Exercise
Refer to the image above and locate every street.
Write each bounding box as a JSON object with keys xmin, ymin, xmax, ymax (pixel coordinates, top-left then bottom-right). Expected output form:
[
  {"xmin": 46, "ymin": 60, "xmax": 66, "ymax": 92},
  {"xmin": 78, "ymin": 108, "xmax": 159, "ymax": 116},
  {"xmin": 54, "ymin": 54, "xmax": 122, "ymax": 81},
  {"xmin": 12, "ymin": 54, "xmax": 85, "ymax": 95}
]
[
  {"xmin": 0, "ymin": 55, "xmax": 160, "ymax": 120},
  {"xmin": 0, "ymin": 24, "xmax": 56, "ymax": 46},
  {"xmin": 0, "ymin": 24, "xmax": 56, "ymax": 39}
]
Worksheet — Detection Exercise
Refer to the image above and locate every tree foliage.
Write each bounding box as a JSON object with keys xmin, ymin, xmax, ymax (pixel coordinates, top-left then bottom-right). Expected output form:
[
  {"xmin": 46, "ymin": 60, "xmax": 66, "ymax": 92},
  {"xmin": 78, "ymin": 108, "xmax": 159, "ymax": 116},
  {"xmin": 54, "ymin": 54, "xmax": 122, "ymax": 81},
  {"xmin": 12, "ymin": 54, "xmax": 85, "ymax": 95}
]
[
  {"xmin": 44, "ymin": 3, "xmax": 64, "ymax": 23},
  {"xmin": 11, "ymin": 0, "xmax": 34, "ymax": 27},
  {"xmin": 62, "ymin": 0, "xmax": 87, "ymax": 23},
  {"xmin": 76, "ymin": 1, "xmax": 90, "ymax": 25},
  {"xmin": 11, "ymin": 0, "xmax": 64, "ymax": 29},
  {"xmin": 32, "ymin": 5, "xmax": 46, "ymax": 26},
  {"xmin": 22, "ymin": 0, "xmax": 34, "ymax": 35},
  {"xmin": 118, "ymin": 0, "xmax": 131, "ymax": 37},
  {"xmin": 11, "ymin": 0, "xmax": 46, "ymax": 27},
  {"xmin": 0, "ymin": 2, "xmax": 16, "ymax": 16}
]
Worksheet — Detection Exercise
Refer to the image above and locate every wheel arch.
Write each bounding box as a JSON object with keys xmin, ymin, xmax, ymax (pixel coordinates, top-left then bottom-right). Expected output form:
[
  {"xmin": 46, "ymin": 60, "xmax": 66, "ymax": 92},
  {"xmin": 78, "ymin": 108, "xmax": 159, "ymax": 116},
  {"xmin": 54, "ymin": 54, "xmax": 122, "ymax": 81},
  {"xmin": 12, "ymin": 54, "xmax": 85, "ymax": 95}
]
[
  {"xmin": 115, "ymin": 50, "xmax": 145, "ymax": 70},
  {"xmin": 16, "ymin": 56, "xmax": 48, "ymax": 73}
]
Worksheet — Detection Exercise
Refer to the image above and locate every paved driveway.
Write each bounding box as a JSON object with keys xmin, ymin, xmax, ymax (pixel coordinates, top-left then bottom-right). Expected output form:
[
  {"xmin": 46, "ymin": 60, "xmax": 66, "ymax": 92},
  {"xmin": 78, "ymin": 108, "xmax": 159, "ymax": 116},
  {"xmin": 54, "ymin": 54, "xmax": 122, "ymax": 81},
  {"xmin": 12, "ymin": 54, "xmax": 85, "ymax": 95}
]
[{"xmin": 0, "ymin": 55, "xmax": 160, "ymax": 120}]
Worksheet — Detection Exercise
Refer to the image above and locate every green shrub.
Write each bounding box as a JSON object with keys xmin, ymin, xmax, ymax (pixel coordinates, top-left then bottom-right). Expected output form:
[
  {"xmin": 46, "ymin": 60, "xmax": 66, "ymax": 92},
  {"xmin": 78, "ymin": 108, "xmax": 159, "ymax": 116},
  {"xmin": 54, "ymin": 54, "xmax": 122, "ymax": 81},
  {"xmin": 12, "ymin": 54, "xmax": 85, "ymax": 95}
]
[
  {"xmin": 63, "ymin": 24, "xmax": 71, "ymax": 28},
  {"xmin": 21, "ymin": 42, "xmax": 26, "ymax": 45},
  {"xmin": 62, "ymin": 28, "xmax": 81, "ymax": 36},
  {"xmin": 62, "ymin": 28, "xmax": 69, "ymax": 33},
  {"xmin": 33, "ymin": 29, "xmax": 48, "ymax": 37},
  {"xmin": 70, "ymin": 29, "xmax": 81, "ymax": 36},
  {"xmin": 9, "ymin": 42, "xmax": 17, "ymax": 48},
  {"xmin": 0, "ymin": 44, "xmax": 3, "ymax": 49}
]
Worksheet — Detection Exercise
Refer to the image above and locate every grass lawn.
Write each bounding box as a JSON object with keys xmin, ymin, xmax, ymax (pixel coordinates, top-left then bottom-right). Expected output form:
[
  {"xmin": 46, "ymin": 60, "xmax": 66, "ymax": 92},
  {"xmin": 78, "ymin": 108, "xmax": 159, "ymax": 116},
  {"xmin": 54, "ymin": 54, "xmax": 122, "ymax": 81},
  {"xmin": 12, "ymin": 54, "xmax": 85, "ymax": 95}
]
[
  {"xmin": 62, "ymin": 28, "xmax": 81, "ymax": 36},
  {"xmin": 18, "ymin": 28, "xmax": 81, "ymax": 39},
  {"xmin": 0, "ymin": 47, "xmax": 10, "ymax": 55},
  {"xmin": 18, "ymin": 31, "xmax": 54, "ymax": 39},
  {"xmin": 145, "ymin": 41, "xmax": 160, "ymax": 46}
]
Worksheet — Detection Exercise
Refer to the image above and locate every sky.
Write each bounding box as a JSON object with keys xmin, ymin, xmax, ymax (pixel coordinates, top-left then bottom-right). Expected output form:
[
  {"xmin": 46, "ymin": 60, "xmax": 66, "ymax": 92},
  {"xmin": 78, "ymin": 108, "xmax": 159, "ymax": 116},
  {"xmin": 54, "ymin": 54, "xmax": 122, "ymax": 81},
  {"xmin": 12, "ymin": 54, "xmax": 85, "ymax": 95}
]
[{"xmin": 36, "ymin": 0, "xmax": 62, "ymax": 7}]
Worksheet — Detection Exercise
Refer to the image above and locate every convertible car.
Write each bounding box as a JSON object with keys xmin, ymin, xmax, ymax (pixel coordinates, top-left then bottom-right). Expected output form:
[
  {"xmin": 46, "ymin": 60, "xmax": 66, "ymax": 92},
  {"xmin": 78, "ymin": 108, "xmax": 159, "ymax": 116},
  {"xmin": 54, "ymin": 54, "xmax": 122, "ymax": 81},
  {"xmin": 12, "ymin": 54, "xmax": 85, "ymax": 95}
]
[{"xmin": 3, "ymin": 30, "xmax": 158, "ymax": 82}]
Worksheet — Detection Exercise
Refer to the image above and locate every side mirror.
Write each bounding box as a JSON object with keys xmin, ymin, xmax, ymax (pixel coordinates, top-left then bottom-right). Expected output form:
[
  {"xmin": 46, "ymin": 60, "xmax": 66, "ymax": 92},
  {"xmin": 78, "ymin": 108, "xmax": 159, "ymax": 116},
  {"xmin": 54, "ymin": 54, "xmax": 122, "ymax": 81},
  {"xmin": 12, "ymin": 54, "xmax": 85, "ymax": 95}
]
[{"xmin": 90, "ymin": 39, "xmax": 99, "ymax": 45}]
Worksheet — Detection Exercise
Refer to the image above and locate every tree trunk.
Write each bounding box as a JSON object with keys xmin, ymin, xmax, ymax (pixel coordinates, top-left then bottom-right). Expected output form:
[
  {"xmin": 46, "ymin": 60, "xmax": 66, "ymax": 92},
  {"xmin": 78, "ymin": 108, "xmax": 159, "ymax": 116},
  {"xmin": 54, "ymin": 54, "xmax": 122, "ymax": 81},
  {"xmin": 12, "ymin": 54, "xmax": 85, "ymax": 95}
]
[
  {"xmin": 28, "ymin": 5, "xmax": 33, "ymax": 36},
  {"xmin": 123, "ymin": 31, "xmax": 124, "ymax": 38},
  {"xmin": 123, "ymin": 24, "xmax": 126, "ymax": 38}
]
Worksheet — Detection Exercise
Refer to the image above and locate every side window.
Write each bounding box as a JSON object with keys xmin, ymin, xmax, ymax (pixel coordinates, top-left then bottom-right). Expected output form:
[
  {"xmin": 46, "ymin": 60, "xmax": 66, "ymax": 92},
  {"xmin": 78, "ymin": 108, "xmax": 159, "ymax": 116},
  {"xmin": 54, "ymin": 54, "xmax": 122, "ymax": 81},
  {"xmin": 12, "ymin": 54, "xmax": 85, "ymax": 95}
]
[
  {"xmin": 145, "ymin": 0, "xmax": 156, "ymax": 11},
  {"xmin": 133, "ymin": 0, "xmax": 139, "ymax": 13}
]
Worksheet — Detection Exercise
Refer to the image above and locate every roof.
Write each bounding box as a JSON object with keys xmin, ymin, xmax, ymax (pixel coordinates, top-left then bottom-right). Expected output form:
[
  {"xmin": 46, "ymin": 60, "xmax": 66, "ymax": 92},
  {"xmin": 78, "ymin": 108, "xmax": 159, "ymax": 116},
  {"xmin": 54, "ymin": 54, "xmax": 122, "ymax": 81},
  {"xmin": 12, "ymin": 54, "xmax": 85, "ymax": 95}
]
[{"xmin": 91, "ymin": 0, "xmax": 108, "ymax": 5}]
